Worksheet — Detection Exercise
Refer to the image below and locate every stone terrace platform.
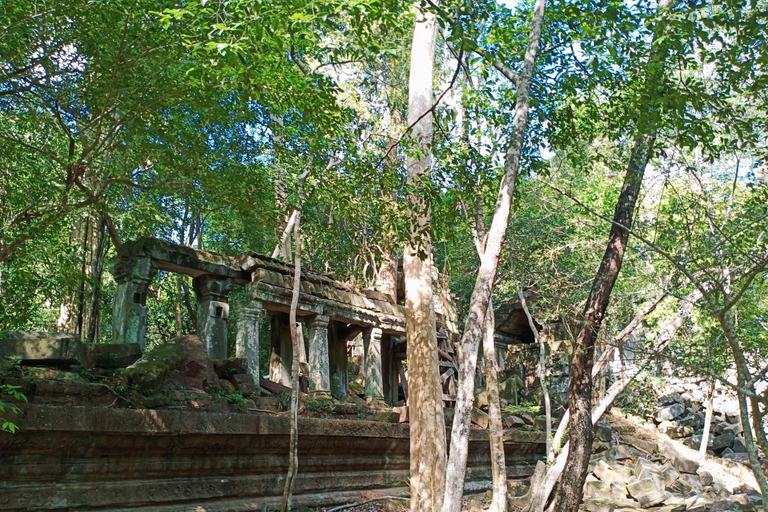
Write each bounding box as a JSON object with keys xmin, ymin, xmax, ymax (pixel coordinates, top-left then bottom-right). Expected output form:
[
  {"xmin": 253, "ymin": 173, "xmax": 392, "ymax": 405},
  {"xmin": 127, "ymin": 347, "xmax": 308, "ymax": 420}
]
[{"xmin": 0, "ymin": 404, "xmax": 545, "ymax": 511}]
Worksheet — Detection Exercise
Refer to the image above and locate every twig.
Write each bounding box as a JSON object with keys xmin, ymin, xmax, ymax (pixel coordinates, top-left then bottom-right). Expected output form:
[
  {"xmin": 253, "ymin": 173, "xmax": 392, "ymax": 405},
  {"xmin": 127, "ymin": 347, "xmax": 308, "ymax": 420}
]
[{"xmin": 324, "ymin": 496, "xmax": 410, "ymax": 512}]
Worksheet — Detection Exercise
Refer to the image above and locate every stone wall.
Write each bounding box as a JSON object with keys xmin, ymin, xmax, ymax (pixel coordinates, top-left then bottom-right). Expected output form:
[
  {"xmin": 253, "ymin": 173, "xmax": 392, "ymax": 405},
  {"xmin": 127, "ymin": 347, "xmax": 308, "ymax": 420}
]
[{"xmin": 0, "ymin": 405, "xmax": 545, "ymax": 511}]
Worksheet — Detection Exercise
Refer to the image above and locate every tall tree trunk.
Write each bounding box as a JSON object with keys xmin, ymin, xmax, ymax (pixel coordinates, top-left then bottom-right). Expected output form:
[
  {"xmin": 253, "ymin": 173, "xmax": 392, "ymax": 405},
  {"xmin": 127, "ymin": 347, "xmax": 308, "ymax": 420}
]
[
  {"xmin": 719, "ymin": 306, "xmax": 768, "ymax": 510},
  {"xmin": 483, "ymin": 303, "xmax": 507, "ymax": 512},
  {"xmin": 403, "ymin": 7, "xmax": 446, "ymax": 512},
  {"xmin": 281, "ymin": 210, "xmax": 302, "ymax": 512},
  {"xmin": 442, "ymin": 1, "xmax": 546, "ymax": 510},
  {"xmin": 553, "ymin": 132, "xmax": 655, "ymax": 512}
]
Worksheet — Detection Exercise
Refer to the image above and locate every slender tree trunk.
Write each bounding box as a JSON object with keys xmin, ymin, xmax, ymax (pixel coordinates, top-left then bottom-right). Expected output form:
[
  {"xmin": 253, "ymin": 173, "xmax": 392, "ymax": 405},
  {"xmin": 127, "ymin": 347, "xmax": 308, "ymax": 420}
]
[
  {"xmin": 518, "ymin": 287, "xmax": 552, "ymax": 458},
  {"xmin": 442, "ymin": 1, "xmax": 546, "ymax": 510},
  {"xmin": 699, "ymin": 378, "xmax": 715, "ymax": 458},
  {"xmin": 175, "ymin": 275, "xmax": 183, "ymax": 336},
  {"xmin": 553, "ymin": 132, "xmax": 655, "ymax": 512},
  {"xmin": 281, "ymin": 210, "xmax": 302, "ymax": 512},
  {"xmin": 86, "ymin": 217, "xmax": 108, "ymax": 342},
  {"xmin": 404, "ymin": 7, "xmax": 446, "ymax": 511},
  {"xmin": 483, "ymin": 304, "xmax": 507, "ymax": 512},
  {"xmin": 718, "ymin": 308, "xmax": 768, "ymax": 511}
]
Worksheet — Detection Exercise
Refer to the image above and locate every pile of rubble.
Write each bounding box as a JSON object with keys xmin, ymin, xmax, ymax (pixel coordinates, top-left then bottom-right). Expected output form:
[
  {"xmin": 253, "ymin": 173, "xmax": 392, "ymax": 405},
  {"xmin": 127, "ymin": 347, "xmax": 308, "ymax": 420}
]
[
  {"xmin": 649, "ymin": 378, "xmax": 749, "ymax": 464},
  {"xmin": 581, "ymin": 409, "xmax": 762, "ymax": 511}
]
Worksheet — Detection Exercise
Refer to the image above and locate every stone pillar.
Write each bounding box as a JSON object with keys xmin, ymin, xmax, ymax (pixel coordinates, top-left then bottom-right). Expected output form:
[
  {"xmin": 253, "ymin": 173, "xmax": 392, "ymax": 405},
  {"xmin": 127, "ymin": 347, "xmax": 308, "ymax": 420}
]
[
  {"xmin": 269, "ymin": 313, "xmax": 292, "ymax": 387},
  {"xmin": 363, "ymin": 327, "xmax": 385, "ymax": 403},
  {"xmin": 110, "ymin": 256, "xmax": 158, "ymax": 350},
  {"xmin": 193, "ymin": 274, "xmax": 233, "ymax": 360},
  {"xmin": 236, "ymin": 300, "xmax": 262, "ymax": 382},
  {"xmin": 328, "ymin": 321, "xmax": 349, "ymax": 400},
  {"xmin": 307, "ymin": 315, "xmax": 331, "ymax": 398}
]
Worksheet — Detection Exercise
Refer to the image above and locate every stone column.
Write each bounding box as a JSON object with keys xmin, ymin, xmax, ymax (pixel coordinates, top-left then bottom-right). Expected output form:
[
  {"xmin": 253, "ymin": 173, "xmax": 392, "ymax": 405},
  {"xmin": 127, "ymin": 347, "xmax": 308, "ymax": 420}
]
[
  {"xmin": 110, "ymin": 256, "xmax": 158, "ymax": 350},
  {"xmin": 269, "ymin": 313, "xmax": 292, "ymax": 387},
  {"xmin": 307, "ymin": 315, "xmax": 330, "ymax": 398},
  {"xmin": 193, "ymin": 274, "xmax": 233, "ymax": 360},
  {"xmin": 236, "ymin": 300, "xmax": 262, "ymax": 382},
  {"xmin": 363, "ymin": 327, "xmax": 385, "ymax": 403},
  {"xmin": 328, "ymin": 321, "xmax": 349, "ymax": 399}
]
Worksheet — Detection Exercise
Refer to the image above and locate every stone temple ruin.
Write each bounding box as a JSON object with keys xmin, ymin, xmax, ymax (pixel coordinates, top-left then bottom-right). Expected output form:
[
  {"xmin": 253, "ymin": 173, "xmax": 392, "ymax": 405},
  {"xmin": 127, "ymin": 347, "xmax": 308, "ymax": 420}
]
[
  {"xmin": 111, "ymin": 236, "xmax": 407, "ymax": 404},
  {"xmin": 110, "ymin": 237, "xmax": 543, "ymax": 406},
  {"xmin": 0, "ymin": 237, "xmax": 550, "ymax": 511}
]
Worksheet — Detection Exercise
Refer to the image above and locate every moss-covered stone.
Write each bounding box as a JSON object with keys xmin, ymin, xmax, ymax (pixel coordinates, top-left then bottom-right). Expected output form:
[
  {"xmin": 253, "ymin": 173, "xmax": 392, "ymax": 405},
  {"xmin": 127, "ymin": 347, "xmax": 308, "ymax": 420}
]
[{"xmin": 124, "ymin": 342, "xmax": 184, "ymax": 394}]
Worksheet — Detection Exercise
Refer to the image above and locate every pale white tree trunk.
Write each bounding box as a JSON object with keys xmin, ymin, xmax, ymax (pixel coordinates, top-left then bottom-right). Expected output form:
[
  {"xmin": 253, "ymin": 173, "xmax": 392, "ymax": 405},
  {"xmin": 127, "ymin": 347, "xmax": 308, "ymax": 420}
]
[
  {"xmin": 403, "ymin": 6, "xmax": 446, "ymax": 512},
  {"xmin": 699, "ymin": 378, "xmax": 715, "ymax": 459},
  {"xmin": 442, "ymin": 1, "xmax": 547, "ymax": 510},
  {"xmin": 483, "ymin": 304, "xmax": 507, "ymax": 512}
]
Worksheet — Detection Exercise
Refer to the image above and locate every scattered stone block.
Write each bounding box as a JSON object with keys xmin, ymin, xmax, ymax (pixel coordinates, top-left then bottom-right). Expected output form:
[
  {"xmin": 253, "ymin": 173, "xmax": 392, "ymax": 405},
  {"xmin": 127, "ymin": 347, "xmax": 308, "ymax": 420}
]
[
  {"xmin": 679, "ymin": 473, "xmax": 704, "ymax": 494},
  {"xmin": 660, "ymin": 463, "xmax": 680, "ymax": 487},
  {"xmin": 503, "ymin": 414, "xmax": 526, "ymax": 428},
  {"xmin": 697, "ymin": 467, "xmax": 713, "ymax": 486},
  {"xmin": 723, "ymin": 422, "xmax": 743, "ymax": 436},
  {"xmin": 471, "ymin": 407, "xmax": 489, "ymax": 429},
  {"xmin": 594, "ymin": 459, "xmax": 626, "ymax": 485},
  {"xmin": 627, "ymin": 477, "xmax": 667, "ymax": 508},
  {"xmin": 655, "ymin": 403, "xmax": 685, "ymax": 422},
  {"xmin": 667, "ymin": 425, "xmax": 694, "ymax": 439},
  {"xmin": 219, "ymin": 379, "xmax": 237, "ymax": 394},
  {"xmin": 583, "ymin": 498, "xmax": 613, "ymax": 512},
  {"xmin": 720, "ymin": 452, "xmax": 749, "ymax": 464},
  {"xmin": 711, "ymin": 432, "xmax": 736, "ymax": 452},
  {"xmin": 533, "ymin": 415, "xmax": 549, "ymax": 431},
  {"xmin": 594, "ymin": 421, "xmax": 613, "ymax": 442},
  {"xmin": 666, "ymin": 476, "xmax": 694, "ymax": 496},
  {"xmin": 731, "ymin": 436, "xmax": 746, "ymax": 453},
  {"xmin": 213, "ymin": 357, "xmax": 247, "ymax": 378},
  {"xmin": 80, "ymin": 343, "xmax": 142, "ymax": 368},
  {"xmin": 672, "ymin": 454, "xmax": 700, "ymax": 475},
  {"xmin": 230, "ymin": 373, "xmax": 256, "ymax": 397},
  {"xmin": 614, "ymin": 445, "xmax": 635, "ymax": 460}
]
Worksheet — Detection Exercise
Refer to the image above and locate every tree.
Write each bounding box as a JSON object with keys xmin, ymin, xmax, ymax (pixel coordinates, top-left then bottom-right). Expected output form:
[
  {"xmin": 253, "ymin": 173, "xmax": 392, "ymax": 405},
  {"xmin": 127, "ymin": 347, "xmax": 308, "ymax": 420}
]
[
  {"xmin": 442, "ymin": 0, "xmax": 547, "ymax": 509},
  {"xmin": 402, "ymin": 6, "xmax": 446, "ymax": 511}
]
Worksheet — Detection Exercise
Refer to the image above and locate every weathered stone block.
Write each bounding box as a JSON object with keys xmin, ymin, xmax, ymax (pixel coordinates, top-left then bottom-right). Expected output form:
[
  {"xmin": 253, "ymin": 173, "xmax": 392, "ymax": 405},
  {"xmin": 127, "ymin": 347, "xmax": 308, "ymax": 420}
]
[
  {"xmin": 660, "ymin": 463, "xmax": 680, "ymax": 487},
  {"xmin": 594, "ymin": 459, "xmax": 625, "ymax": 485},
  {"xmin": 697, "ymin": 467, "xmax": 713, "ymax": 486},
  {"xmin": 220, "ymin": 379, "xmax": 237, "ymax": 394},
  {"xmin": 627, "ymin": 477, "xmax": 667, "ymax": 508},
  {"xmin": 0, "ymin": 332, "xmax": 80, "ymax": 365},
  {"xmin": 230, "ymin": 373, "xmax": 257, "ymax": 397},
  {"xmin": 80, "ymin": 343, "xmax": 142, "ymax": 368},
  {"xmin": 655, "ymin": 403, "xmax": 685, "ymax": 422},
  {"xmin": 711, "ymin": 432, "xmax": 736, "ymax": 452},
  {"xmin": 672, "ymin": 454, "xmax": 700, "ymax": 475},
  {"xmin": 594, "ymin": 421, "xmax": 613, "ymax": 442},
  {"xmin": 213, "ymin": 358, "xmax": 247, "ymax": 378}
]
